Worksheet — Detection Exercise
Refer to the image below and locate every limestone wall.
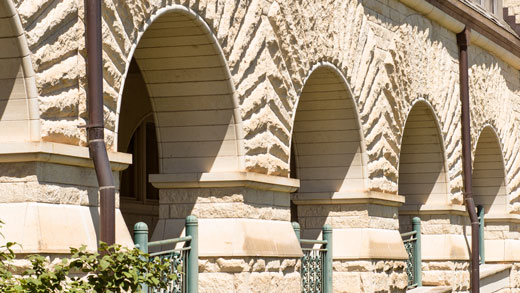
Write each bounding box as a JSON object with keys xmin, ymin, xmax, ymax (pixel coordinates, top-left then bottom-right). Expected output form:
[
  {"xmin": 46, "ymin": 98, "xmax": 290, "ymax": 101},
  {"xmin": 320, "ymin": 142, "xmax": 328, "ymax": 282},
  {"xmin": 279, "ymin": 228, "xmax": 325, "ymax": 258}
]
[
  {"xmin": 4, "ymin": 0, "xmax": 520, "ymax": 207},
  {"xmin": 422, "ymin": 260, "xmax": 470, "ymax": 291},
  {"xmin": 468, "ymin": 44, "xmax": 520, "ymax": 212},
  {"xmin": 333, "ymin": 260, "xmax": 408, "ymax": 292},
  {"xmin": 199, "ymin": 257, "xmax": 300, "ymax": 293},
  {"xmin": 158, "ymin": 187, "xmax": 290, "ymax": 221},
  {"xmin": 4, "ymin": 0, "xmax": 520, "ymax": 290}
]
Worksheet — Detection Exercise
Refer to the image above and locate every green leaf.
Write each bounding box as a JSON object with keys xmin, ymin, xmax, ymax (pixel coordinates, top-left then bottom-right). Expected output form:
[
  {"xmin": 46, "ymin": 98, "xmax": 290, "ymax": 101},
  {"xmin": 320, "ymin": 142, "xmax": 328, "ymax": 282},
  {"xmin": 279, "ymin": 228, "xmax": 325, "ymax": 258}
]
[{"xmin": 99, "ymin": 259, "xmax": 110, "ymax": 270}]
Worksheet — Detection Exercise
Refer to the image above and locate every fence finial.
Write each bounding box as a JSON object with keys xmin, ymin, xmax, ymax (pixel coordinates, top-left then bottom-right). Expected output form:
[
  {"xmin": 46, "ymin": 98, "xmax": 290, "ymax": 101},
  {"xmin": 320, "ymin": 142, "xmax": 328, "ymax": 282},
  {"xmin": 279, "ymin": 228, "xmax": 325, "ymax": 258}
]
[
  {"xmin": 133, "ymin": 222, "xmax": 148, "ymax": 292},
  {"xmin": 292, "ymin": 222, "xmax": 301, "ymax": 241},
  {"xmin": 186, "ymin": 215, "xmax": 198, "ymax": 293}
]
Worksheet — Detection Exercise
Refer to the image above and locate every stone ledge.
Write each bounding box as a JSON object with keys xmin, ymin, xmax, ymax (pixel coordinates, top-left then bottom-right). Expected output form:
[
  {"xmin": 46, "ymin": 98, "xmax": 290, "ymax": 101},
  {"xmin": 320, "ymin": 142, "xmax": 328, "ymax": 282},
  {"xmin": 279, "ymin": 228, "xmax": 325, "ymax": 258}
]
[
  {"xmin": 480, "ymin": 264, "xmax": 511, "ymax": 293},
  {"xmin": 399, "ymin": 204, "xmax": 467, "ymax": 215},
  {"xmin": 0, "ymin": 142, "xmax": 132, "ymax": 171},
  {"xmin": 292, "ymin": 191, "xmax": 405, "ymax": 207},
  {"xmin": 483, "ymin": 213, "xmax": 520, "ymax": 223},
  {"xmin": 408, "ymin": 286, "xmax": 452, "ymax": 293},
  {"xmin": 151, "ymin": 218, "xmax": 303, "ymax": 258},
  {"xmin": 402, "ymin": 209, "xmax": 520, "ymax": 222},
  {"xmin": 149, "ymin": 172, "xmax": 299, "ymax": 192},
  {"xmin": 480, "ymin": 263, "xmax": 512, "ymax": 279},
  {"xmin": 324, "ymin": 228, "xmax": 408, "ymax": 260},
  {"xmin": 0, "ymin": 202, "xmax": 133, "ymax": 253}
]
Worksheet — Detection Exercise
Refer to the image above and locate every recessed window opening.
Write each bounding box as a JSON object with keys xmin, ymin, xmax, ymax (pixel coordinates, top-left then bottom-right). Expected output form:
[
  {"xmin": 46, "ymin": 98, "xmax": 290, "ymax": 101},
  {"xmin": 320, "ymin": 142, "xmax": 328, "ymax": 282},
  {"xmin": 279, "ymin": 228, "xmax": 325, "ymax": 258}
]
[{"xmin": 120, "ymin": 115, "xmax": 159, "ymax": 201}]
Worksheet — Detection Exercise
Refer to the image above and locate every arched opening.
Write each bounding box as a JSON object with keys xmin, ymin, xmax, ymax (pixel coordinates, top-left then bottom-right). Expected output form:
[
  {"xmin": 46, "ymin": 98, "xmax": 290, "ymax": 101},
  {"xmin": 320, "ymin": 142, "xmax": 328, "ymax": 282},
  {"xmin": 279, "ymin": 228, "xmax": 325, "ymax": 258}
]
[
  {"xmin": 117, "ymin": 9, "xmax": 242, "ymax": 235},
  {"xmin": 0, "ymin": 1, "xmax": 37, "ymax": 141},
  {"xmin": 118, "ymin": 58, "xmax": 159, "ymax": 233},
  {"xmin": 398, "ymin": 101, "xmax": 449, "ymax": 229},
  {"xmin": 472, "ymin": 127, "xmax": 507, "ymax": 215},
  {"xmin": 291, "ymin": 66, "xmax": 365, "ymax": 233}
]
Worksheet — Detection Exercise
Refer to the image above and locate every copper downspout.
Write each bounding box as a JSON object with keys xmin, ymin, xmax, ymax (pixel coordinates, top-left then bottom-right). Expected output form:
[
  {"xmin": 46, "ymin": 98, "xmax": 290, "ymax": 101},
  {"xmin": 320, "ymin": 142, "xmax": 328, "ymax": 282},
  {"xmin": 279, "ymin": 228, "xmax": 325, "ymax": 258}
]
[
  {"xmin": 457, "ymin": 28, "xmax": 480, "ymax": 292},
  {"xmin": 86, "ymin": 0, "xmax": 116, "ymax": 245}
]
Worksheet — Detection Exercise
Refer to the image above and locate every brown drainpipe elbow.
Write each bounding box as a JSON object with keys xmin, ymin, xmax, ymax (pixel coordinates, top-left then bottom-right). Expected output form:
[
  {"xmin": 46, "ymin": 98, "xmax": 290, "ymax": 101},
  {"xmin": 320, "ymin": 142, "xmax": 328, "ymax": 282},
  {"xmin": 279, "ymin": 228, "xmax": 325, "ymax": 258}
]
[{"xmin": 86, "ymin": 0, "xmax": 116, "ymax": 246}]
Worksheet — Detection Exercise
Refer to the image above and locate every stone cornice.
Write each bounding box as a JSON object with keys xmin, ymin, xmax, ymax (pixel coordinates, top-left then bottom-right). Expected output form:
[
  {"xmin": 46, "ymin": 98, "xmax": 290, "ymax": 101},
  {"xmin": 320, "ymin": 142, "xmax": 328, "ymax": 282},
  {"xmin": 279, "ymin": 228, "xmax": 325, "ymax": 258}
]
[
  {"xmin": 400, "ymin": 208, "xmax": 520, "ymax": 220},
  {"xmin": 400, "ymin": 0, "xmax": 520, "ymax": 69},
  {"xmin": 292, "ymin": 191, "xmax": 405, "ymax": 207},
  {"xmin": 149, "ymin": 171, "xmax": 300, "ymax": 192},
  {"xmin": 483, "ymin": 213, "xmax": 520, "ymax": 223},
  {"xmin": 398, "ymin": 204, "xmax": 468, "ymax": 215},
  {"xmin": 0, "ymin": 142, "xmax": 132, "ymax": 171}
]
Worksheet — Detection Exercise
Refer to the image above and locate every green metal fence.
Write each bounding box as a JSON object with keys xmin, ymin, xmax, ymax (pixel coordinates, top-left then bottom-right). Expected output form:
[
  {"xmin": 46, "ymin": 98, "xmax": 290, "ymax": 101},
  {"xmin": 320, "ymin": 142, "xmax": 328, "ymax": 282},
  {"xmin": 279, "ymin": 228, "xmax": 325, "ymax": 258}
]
[
  {"xmin": 478, "ymin": 205, "xmax": 485, "ymax": 264},
  {"xmin": 134, "ymin": 215, "xmax": 198, "ymax": 293},
  {"xmin": 401, "ymin": 217, "xmax": 422, "ymax": 289},
  {"xmin": 293, "ymin": 222, "xmax": 333, "ymax": 293}
]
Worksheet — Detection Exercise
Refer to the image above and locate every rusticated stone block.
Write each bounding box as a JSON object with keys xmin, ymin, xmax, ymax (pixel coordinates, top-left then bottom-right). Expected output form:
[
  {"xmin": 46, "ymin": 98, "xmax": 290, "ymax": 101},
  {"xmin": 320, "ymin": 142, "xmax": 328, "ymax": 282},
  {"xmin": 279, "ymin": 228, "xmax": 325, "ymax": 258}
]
[
  {"xmin": 331, "ymin": 260, "xmax": 407, "ymax": 292},
  {"xmin": 198, "ymin": 256, "xmax": 300, "ymax": 292}
]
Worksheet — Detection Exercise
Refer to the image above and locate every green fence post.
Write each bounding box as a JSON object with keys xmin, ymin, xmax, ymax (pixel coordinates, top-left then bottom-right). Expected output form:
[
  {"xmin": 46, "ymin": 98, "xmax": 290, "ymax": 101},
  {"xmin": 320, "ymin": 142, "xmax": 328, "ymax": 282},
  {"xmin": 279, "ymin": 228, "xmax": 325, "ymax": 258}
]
[
  {"xmin": 412, "ymin": 217, "xmax": 422, "ymax": 287},
  {"xmin": 134, "ymin": 222, "xmax": 148, "ymax": 293},
  {"xmin": 186, "ymin": 215, "xmax": 198, "ymax": 293},
  {"xmin": 292, "ymin": 222, "xmax": 301, "ymax": 242},
  {"xmin": 477, "ymin": 205, "xmax": 485, "ymax": 264},
  {"xmin": 322, "ymin": 224, "xmax": 333, "ymax": 293}
]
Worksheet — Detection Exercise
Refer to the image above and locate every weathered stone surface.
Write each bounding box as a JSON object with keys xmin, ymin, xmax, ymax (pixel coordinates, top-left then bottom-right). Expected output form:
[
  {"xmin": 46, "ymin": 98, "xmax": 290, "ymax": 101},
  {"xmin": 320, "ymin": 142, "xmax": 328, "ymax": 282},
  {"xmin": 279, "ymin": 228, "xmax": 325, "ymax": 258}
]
[
  {"xmin": 331, "ymin": 260, "xmax": 407, "ymax": 292},
  {"xmin": 159, "ymin": 187, "xmax": 290, "ymax": 220},
  {"xmin": 3, "ymin": 0, "xmax": 520, "ymax": 291},
  {"xmin": 333, "ymin": 272, "xmax": 362, "ymax": 293},
  {"xmin": 422, "ymin": 260, "xmax": 470, "ymax": 291},
  {"xmin": 4, "ymin": 0, "xmax": 517, "ymax": 206},
  {"xmin": 198, "ymin": 257, "xmax": 300, "ymax": 292},
  {"xmin": 199, "ymin": 272, "xmax": 235, "ymax": 293},
  {"xmin": 217, "ymin": 258, "xmax": 249, "ymax": 273}
]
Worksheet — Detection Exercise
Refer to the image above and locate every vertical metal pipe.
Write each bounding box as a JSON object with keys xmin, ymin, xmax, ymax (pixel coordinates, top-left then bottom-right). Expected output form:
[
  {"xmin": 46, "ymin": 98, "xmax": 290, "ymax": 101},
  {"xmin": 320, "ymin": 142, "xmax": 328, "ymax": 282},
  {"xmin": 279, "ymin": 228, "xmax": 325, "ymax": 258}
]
[
  {"xmin": 457, "ymin": 27, "xmax": 480, "ymax": 293},
  {"xmin": 133, "ymin": 222, "xmax": 149, "ymax": 293},
  {"xmin": 412, "ymin": 217, "xmax": 422, "ymax": 287},
  {"xmin": 478, "ymin": 205, "xmax": 485, "ymax": 264},
  {"xmin": 322, "ymin": 224, "xmax": 333, "ymax": 293},
  {"xmin": 186, "ymin": 215, "xmax": 198, "ymax": 293},
  {"xmin": 86, "ymin": 0, "xmax": 116, "ymax": 246}
]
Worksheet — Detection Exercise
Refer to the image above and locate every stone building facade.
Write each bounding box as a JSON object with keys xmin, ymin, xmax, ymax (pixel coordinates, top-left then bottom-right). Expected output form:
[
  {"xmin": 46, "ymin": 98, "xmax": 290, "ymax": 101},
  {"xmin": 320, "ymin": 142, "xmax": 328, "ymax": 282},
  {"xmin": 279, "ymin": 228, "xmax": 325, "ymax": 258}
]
[{"xmin": 1, "ymin": 0, "xmax": 520, "ymax": 291}]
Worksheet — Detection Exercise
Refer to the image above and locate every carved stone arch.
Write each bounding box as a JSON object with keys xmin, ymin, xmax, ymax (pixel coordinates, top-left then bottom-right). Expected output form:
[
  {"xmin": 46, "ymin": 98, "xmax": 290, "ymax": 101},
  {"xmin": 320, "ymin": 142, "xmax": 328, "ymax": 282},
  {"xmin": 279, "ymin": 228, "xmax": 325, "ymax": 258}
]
[
  {"xmin": 115, "ymin": 5, "xmax": 245, "ymax": 174},
  {"xmin": 398, "ymin": 98, "xmax": 451, "ymax": 210},
  {"xmin": 115, "ymin": 5, "xmax": 246, "ymax": 231},
  {"xmin": 472, "ymin": 125, "xmax": 508, "ymax": 215},
  {"xmin": 290, "ymin": 62, "xmax": 369, "ymax": 228},
  {"xmin": 0, "ymin": 0, "xmax": 40, "ymax": 141},
  {"xmin": 290, "ymin": 61, "xmax": 369, "ymax": 188}
]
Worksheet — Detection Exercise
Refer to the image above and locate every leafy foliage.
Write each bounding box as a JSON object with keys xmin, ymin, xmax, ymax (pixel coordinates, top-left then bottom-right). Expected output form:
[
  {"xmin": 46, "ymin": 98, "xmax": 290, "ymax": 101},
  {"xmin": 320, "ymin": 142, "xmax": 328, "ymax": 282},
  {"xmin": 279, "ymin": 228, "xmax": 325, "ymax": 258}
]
[
  {"xmin": 0, "ymin": 221, "xmax": 17, "ymax": 289},
  {"xmin": 0, "ymin": 235, "xmax": 178, "ymax": 292}
]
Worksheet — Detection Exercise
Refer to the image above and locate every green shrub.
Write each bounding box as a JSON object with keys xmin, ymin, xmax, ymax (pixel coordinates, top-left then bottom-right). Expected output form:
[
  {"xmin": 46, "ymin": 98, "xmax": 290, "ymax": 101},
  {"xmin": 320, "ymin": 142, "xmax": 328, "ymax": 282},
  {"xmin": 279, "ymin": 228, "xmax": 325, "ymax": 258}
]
[{"xmin": 0, "ymin": 239, "xmax": 177, "ymax": 292}]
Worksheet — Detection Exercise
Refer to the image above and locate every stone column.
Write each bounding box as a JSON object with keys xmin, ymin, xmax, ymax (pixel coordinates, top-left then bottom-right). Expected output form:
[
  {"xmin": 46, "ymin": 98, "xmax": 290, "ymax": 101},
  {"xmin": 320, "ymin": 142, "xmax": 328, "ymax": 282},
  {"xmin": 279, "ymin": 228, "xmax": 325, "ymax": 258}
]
[
  {"xmin": 399, "ymin": 206, "xmax": 471, "ymax": 291},
  {"xmin": 150, "ymin": 171, "xmax": 302, "ymax": 292},
  {"xmin": 293, "ymin": 191, "xmax": 409, "ymax": 292},
  {"xmin": 480, "ymin": 215, "xmax": 520, "ymax": 289},
  {"xmin": 0, "ymin": 142, "xmax": 133, "ymax": 253}
]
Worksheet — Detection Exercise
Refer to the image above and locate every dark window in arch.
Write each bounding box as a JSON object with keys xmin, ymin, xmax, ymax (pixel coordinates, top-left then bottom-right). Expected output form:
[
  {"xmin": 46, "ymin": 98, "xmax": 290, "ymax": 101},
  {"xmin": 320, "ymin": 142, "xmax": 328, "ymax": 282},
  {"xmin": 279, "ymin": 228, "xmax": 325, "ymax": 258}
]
[{"xmin": 120, "ymin": 118, "xmax": 159, "ymax": 201}]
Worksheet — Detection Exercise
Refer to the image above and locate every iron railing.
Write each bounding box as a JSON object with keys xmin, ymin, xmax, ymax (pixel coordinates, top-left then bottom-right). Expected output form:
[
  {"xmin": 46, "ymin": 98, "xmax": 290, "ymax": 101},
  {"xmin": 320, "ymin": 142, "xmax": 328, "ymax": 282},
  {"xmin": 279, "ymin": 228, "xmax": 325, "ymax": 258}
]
[
  {"xmin": 134, "ymin": 215, "xmax": 198, "ymax": 293},
  {"xmin": 401, "ymin": 217, "xmax": 422, "ymax": 289},
  {"xmin": 293, "ymin": 222, "xmax": 333, "ymax": 293}
]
